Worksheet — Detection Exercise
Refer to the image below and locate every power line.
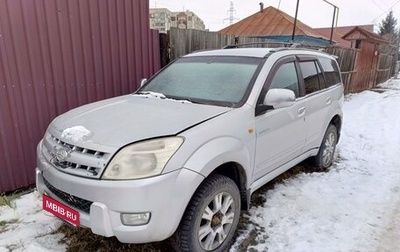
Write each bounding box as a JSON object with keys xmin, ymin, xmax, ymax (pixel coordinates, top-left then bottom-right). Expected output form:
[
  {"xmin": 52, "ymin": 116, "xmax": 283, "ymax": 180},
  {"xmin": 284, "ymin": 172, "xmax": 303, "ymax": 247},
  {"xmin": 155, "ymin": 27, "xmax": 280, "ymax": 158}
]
[
  {"xmin": 370, "ymin": 0, "xmax": 388, "ymax": 12},
  {"xmin": 371, "ymin": 0, "xmax": 400, "ymax": 23}
]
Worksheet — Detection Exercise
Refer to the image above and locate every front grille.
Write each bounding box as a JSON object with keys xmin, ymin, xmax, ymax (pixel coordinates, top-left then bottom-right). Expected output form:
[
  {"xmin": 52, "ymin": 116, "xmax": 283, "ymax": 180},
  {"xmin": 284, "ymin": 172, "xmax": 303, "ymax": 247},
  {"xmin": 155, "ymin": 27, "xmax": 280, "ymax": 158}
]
[
  {"xmin": 44, "ymin": 178, "xmax": 92, "ymax": 214},
  {"xmin": 42, "ymin": 134, "xmax": 111, "ymax": 178},
  {"xmin": 51, "ymin": 136, "xmax": 106, "ymax": 157}
]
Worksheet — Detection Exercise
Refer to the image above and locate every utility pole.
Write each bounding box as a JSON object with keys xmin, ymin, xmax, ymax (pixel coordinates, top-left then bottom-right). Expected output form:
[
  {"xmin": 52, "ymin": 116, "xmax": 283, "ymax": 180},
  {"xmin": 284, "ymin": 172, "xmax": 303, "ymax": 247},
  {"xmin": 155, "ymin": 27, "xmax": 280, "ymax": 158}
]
[{"xmin": 291, "ymin": 0, "xmax": 300, "ymax": 41}]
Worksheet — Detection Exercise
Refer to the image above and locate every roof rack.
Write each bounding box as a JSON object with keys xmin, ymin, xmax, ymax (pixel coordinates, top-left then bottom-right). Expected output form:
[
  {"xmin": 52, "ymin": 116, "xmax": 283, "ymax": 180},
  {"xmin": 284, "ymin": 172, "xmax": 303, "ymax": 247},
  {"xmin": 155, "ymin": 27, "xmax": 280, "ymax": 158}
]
[{"xmin": 223, "ymin": 42, "xmax": 302, "ymax": 49}]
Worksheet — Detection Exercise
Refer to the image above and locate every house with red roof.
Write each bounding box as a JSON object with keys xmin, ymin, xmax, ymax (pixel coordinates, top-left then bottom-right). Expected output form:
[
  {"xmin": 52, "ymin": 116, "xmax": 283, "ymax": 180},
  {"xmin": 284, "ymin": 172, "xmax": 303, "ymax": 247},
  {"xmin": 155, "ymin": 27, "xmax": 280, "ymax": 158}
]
[
  {"xmin": 314, "ymin": 25, "xmax": 375, "ymax": 48},
  {"xmin": 219, "ymin": 5, "xmax": 330, "ymax": 46}
]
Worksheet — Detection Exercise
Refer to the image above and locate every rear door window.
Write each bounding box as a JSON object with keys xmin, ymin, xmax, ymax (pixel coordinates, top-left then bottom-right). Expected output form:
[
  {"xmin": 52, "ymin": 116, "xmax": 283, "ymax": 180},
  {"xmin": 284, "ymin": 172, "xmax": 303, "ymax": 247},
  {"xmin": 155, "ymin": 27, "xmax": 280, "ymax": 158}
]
[
  {"xmin": 319, "ymin": 57, "xmax": 341, "ymax": 87},
  {"xmin": 299, "ymin": 61, "xmax": 321, "ymax": 95}
]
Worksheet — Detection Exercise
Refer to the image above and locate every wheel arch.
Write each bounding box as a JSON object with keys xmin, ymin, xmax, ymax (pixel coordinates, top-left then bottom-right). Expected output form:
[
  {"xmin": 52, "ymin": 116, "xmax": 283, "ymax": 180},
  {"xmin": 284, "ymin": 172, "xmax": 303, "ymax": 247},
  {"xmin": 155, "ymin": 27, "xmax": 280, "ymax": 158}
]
[
  {"xmin": 330, "ymin": 114, "xmax": 342, "ymax": 142},
  {"xmin": 182, "ymin": 136, "xmax": 253, "ymax": 210},
  {"xmin": 211, "ymin": 162, "xmax": 250, "ymax": 210}
]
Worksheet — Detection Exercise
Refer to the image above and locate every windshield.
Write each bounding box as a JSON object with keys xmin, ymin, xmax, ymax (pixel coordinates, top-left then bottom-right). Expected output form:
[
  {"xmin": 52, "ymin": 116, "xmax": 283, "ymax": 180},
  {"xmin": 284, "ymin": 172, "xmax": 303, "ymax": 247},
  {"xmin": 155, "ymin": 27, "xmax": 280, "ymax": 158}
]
[{"xmin": 138, "ymin": 56, "xmax": 263, "ymax": 107}]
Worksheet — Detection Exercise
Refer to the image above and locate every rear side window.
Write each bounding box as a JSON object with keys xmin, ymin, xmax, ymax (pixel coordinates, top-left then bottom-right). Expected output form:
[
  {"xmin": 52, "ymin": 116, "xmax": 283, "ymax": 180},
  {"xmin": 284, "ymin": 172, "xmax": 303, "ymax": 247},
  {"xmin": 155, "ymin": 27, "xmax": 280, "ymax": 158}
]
[
  {"xmin": 319, "ymin": 57, "xmax": 341, "ymax": 87},
  {"xmin": 299, "ymin": 61, "xmax": 321, "ymax": 94}
]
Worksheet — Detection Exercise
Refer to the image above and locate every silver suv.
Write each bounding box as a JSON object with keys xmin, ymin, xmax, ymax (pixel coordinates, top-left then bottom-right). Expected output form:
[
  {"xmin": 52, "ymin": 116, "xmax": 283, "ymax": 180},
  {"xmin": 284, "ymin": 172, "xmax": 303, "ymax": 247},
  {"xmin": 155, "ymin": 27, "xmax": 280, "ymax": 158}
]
[{"xmin": 36, "ymin": 47, "xmax": 343, "ymax": 252}]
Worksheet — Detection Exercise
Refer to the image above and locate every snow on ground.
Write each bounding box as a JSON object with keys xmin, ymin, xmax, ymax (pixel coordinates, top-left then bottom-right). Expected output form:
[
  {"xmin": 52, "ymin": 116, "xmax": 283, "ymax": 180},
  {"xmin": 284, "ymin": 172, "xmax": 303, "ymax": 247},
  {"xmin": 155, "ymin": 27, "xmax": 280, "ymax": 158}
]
[
  {"xmin": 0, "ymin": 192, "xmax": 65, "ymax": 252},
  {"xmin": 1, "ymin": 78, "xmax": 400, "ymax": 252},
  {"xmin": 231, "ymin": 78, "xmax": 400, "ymax": 251}
]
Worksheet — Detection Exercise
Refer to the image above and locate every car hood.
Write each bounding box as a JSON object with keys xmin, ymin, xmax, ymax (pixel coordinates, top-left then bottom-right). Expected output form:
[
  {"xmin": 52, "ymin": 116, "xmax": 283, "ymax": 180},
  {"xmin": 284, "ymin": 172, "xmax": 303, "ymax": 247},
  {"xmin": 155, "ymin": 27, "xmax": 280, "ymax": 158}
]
[{"xmin": 48, "ymin": 94, "xmax": 231, "ymax": 150}]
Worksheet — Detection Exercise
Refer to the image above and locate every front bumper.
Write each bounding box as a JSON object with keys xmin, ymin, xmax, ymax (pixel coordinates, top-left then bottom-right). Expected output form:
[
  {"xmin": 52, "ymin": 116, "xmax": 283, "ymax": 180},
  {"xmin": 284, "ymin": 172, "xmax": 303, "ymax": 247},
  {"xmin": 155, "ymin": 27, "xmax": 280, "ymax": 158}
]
[{"xmin": 36, "ymin": 147, "xmax": 203, "ymax": 243}]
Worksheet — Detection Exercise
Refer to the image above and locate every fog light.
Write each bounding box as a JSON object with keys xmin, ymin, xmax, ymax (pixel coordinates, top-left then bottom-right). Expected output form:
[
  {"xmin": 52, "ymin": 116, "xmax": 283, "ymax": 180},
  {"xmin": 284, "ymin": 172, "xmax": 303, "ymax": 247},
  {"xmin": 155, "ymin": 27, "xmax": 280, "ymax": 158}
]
[{"xmin": 121, "ymin": 212, "xmax": 151, "ymax": 226}]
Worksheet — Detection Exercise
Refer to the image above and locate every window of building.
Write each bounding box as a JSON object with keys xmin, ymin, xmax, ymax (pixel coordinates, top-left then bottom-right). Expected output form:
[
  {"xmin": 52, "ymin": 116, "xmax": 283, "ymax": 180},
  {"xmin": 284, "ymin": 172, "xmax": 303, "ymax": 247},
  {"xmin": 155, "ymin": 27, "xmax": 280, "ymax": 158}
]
[{"xmin": 355, "ymin": 39, "xmax": 361, "ymax": 49}]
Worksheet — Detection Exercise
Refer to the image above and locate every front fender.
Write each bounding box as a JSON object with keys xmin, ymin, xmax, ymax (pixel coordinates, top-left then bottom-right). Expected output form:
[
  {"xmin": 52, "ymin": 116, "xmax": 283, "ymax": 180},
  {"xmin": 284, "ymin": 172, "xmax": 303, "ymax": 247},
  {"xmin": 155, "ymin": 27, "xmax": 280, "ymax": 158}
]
[{"xmin": 183, "ymin": 137, "xmax": 252, "ymax": 184}]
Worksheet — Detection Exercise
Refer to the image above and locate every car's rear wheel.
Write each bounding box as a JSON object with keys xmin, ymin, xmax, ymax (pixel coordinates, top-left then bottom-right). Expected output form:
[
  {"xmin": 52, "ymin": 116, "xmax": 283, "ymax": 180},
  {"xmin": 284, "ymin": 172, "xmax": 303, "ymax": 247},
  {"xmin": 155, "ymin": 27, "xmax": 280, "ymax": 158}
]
[
  {"xmin": 315, "ymin": 124, "xmax": 338, "ymax": 169},
  {"xmin": 171, "ymin": 174, "xmax": 240, "ymax": 252}
]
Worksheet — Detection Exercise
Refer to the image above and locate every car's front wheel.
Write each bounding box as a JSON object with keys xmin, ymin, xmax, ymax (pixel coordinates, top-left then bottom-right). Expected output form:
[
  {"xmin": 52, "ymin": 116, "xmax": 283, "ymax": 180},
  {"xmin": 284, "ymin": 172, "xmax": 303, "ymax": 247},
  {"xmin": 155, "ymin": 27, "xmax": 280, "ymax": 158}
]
[
  {"xmin": 315, "ymin": 124, "xmax": 338, "ymax": 169},
  {"xmin": 172, "ymin": 174, "xmax": 240, "ymax": 252}
]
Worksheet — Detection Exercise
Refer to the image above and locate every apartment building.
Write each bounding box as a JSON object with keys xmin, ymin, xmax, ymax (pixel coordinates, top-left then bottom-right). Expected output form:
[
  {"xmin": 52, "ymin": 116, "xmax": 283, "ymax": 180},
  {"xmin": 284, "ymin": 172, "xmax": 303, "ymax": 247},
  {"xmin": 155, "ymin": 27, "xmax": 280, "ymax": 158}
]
[{"xmin": 150, "ymin": 8, "xmax": 206, "ymax": 33}]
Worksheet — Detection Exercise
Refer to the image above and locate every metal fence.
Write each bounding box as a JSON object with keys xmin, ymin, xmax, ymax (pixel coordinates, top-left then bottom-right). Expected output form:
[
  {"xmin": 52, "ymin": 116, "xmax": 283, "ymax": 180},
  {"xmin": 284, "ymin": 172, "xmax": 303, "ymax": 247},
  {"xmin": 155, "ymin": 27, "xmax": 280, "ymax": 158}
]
[{"xmin": 0, "ymin": 0, "xmax": 160, "ymax": 192}]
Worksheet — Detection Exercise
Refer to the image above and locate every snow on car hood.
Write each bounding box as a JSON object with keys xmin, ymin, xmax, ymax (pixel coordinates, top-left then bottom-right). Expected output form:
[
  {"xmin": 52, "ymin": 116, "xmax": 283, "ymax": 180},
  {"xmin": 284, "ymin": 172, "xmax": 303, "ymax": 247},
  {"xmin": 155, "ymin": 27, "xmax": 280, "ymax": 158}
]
[{"xmin": 48, "ymin": 94, "xmax": 231, "ymax": 150}]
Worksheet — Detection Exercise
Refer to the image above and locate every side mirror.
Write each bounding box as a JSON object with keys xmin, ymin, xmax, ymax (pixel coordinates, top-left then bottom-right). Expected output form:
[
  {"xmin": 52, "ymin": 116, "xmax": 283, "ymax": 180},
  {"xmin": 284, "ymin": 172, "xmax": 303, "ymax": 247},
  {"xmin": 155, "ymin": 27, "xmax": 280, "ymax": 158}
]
[
  {"xmin": 140, "ymin": 78, "xmax": 147, "ymax": 87},
  {"xmin": 264, "ymin": 89, "xmax": 295, "ymax": 109}
]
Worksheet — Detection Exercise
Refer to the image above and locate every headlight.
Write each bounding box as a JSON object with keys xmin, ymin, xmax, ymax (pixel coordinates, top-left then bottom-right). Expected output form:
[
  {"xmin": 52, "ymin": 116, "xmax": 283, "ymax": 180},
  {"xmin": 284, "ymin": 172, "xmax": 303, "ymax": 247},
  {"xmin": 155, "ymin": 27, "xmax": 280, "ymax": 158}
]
[{"xmin": 102, "ymin": 137, "xmax": 184, "ymax": 180}]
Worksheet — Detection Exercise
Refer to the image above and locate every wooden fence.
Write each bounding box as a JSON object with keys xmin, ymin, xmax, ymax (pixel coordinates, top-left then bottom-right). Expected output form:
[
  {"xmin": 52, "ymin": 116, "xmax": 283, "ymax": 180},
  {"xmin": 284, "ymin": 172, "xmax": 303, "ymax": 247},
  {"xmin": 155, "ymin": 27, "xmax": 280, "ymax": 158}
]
[
  {"xmin": 165, "ymin": 28, "xmax": 397, "ymax": 93},
  {"xmin": 324, "ymin": 47, "xmax": 358, "ymax": 93},
  {"xmin": 376, "ymin": 52, "xmax": 394, "ymax": 85},
  {"xmin": 168, "ymin": 28, "xmax": 265, "ymax": 60}
]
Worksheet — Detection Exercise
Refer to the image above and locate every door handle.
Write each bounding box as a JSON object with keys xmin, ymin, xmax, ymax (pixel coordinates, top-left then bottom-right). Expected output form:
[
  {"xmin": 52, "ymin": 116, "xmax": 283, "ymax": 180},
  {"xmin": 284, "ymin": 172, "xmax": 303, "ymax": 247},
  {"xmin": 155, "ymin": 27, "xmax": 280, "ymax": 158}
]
[
  {"xmin": 298, "ymin": 107, "xmax": 305, "ymax": 117},
  {"xmin": 325, "ymin": 97, "xmax": 332, "ymax": 105}
]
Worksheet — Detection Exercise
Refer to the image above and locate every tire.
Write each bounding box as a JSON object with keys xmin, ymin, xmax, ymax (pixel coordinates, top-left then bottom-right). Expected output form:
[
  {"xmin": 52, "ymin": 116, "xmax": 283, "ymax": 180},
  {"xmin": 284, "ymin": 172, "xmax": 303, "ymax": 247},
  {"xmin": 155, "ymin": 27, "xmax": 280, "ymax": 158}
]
[
  {"xmin": 314, "ymin": 124, "xmax": 338, "ymax": 169},
  {"xmin": 171, "ymin": 174, "xmax": 241, "ymax": 252}
]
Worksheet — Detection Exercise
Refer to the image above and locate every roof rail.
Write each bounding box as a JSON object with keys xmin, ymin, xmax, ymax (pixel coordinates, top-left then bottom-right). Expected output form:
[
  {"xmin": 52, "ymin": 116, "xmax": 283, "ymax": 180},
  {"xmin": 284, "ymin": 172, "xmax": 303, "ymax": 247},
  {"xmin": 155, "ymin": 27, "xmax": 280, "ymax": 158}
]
[{"xmin": 223, "ymin": 42, "xmax": 301, "ymax": 49}]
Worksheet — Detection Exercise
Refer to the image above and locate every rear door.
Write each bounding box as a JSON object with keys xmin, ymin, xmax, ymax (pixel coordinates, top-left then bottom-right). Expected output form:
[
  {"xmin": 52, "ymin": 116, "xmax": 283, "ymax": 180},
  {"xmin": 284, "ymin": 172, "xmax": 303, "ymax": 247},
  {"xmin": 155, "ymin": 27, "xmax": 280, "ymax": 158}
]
[{"xmin": 297, "ymin": 56, "xmax": 332, "ymax": 151}]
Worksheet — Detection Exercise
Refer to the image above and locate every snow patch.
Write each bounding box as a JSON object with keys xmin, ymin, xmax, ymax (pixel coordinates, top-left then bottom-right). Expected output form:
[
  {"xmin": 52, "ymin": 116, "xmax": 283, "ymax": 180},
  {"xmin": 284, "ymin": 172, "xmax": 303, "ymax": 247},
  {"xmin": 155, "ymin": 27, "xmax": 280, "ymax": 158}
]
[
  {"xmin": 60, "ymin": 126, "xmax": 92, "ymax": 142},
  {"xmin": 135, "ymin": 92, "xmax": 192, "ymax": 103},
  {"xmin": 0, "ymin": 192, "xmax": 66, "ymax": 252},
  {"xmin": 136, "ymin": 91, "xmax": 166, "ymax": 99},
  {"xmin": 378, "ymin": 76, "xmax": 400, "ymax": 90}
]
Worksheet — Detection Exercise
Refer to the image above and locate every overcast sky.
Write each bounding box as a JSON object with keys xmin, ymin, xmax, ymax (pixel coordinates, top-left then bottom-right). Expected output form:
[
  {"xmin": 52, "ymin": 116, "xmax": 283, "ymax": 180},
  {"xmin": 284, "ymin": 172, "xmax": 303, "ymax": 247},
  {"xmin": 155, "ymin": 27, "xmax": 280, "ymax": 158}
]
[{"xmin": 149, "ymin": 0, "xmax": 400, "ymax": 32}]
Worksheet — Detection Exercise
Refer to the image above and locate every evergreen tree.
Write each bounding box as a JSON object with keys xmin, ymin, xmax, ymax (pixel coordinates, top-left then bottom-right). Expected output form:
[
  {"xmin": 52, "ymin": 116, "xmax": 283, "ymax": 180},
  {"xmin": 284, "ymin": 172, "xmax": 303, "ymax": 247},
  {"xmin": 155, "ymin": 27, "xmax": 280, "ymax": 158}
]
[{"xmin": 379, "ymin": 10, "xmax": 398, "ymax": 36}]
